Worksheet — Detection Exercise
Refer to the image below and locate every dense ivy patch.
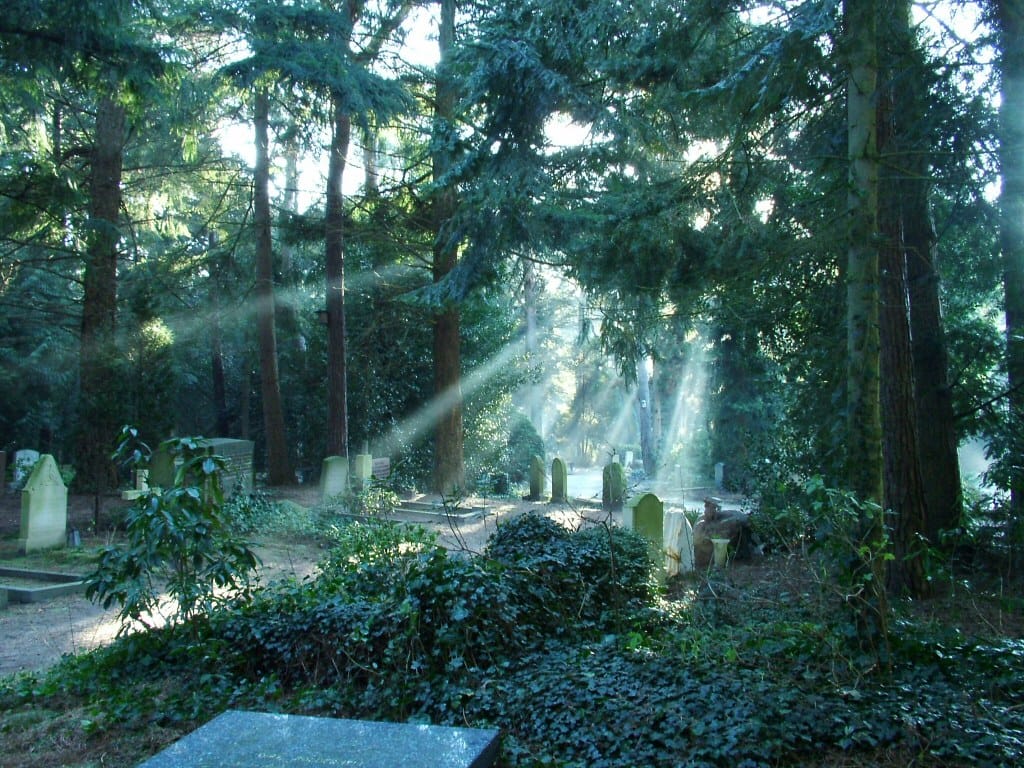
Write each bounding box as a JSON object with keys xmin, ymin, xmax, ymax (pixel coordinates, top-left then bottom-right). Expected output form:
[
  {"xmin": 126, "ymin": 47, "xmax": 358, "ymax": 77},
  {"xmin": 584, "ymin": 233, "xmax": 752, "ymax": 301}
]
[{"xmin": 2, "ymin": 513, "xmax": 1022, "ymax": 767}]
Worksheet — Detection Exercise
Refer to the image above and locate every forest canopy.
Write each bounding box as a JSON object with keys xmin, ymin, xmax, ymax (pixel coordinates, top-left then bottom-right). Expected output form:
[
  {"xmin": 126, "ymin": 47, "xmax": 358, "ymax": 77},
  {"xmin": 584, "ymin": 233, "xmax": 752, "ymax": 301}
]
[{"xmin": 1, "ymin": 0, "xmax": 1021, "ymax": 582}]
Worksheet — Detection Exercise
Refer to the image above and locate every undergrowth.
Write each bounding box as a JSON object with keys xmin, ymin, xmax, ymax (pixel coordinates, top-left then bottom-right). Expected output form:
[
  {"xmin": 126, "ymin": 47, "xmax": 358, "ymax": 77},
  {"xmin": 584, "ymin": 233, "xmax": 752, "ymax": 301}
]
[{"xmin": 1, "ymin": 513, "xmax": 1022, "ymax": 768}]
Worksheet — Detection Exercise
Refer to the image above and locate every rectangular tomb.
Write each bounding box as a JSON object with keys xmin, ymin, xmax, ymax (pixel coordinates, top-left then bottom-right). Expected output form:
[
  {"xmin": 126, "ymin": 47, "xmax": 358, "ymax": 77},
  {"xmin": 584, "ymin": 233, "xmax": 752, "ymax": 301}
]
[{"xmin": 138, "ymin": 710, "xmax": 500, "ymax": 768}]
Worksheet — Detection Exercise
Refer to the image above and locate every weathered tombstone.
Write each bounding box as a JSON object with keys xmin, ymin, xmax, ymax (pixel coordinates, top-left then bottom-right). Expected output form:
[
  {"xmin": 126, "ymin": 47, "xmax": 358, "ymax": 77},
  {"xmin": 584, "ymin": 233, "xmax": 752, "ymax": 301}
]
[
  {"xmin": 352, "ymin": 453, "xmax": 373, "ymax": 491},
  {"xmin": 148, "ymin": 447, "xmax": 176, "ymax": 489},
  {"xmin": 714, "ymin": 462, "xmax": 725, "ymax": 490},
  {"xmin": 602, "ymin": 461, "xmax": 626, "ymax": 511},
  {"xmin": 528, "ymin": 454, "xmax": 545, "ymax": 501},
  {"xmin": 138, "ymin": 710, "xmax": 501, "ymax": 768},
  {"xmin": 321, "ymin": 455, "xmax": 349, "ymax": 501},
  {"xmin": 18, "ymin": 454, "xmax": 67, "ymax": 553},
  {"xmin": 623, "ymin": 492, "xmax": 664, "ymax": 546},
  {"xmin": 0, "ymin": 450, "xmax": 6, "ymax": 492},
  {"xmin": 550, "ymin": 457, "xmax": 568, "ymax": 502},
  {"xmin": 202, "ymin": 438, "xmax": 254, "ymax": 497},
  {"xmin": 664, "ymin": 510, "xmax": 695, "ymax": 576},
  {"xmin": 624, "ymin": 450, "xmax": 634, "ymax": 467},
  {"xmin": 121, "ymin": 469, "xmax": 150, "ymax": 501},
  {"xmin": 12, "ymin": 448, "xmax": 40, "ymax": 486}
]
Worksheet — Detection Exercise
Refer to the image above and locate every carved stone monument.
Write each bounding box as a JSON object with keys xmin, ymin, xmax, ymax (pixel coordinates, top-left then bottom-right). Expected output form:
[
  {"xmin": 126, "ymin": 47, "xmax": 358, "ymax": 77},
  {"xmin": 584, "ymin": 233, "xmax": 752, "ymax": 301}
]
[{"xmin": 18, "ymin": 454, "xmax": 67, "ymax": 553}]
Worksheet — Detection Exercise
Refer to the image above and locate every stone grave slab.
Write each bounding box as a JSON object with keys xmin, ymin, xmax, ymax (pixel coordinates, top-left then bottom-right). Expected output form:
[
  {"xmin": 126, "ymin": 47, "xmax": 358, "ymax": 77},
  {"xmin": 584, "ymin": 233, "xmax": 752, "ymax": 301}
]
[
  {"xmin": 550, "ymin": 457, "xmax": 568, "ymax": 503},
  {"xmin": 664, "ymin": 510, "xmax": 695, "ymax": 576},
  {"xmin": 352, "ymin": 453, "xmax": 373, "ymax": 490},
  {"xmin": 623, "ymin": 492, "xmax": 664, "ymax": 547},
  {"xmin": 0, "ymin": 566, "xmax": 86, "ymax": 604},
  {"xmin": 528, "ymin": 455, "xmax": 545, "ymax": 501},
  {"xmin": 321, "ymin": 455, "xmax": 349, "ymax": 501},
  {"xmin": 138, "ymin": 710, "xmax": 501, "ymax": 768},
  {"xmin": 201, "ymin": 438, "xmax": 254, "ymax": 497},
  {"xmin": 18, "ymin": 454, "xmax": 67, "ymax": 553}
]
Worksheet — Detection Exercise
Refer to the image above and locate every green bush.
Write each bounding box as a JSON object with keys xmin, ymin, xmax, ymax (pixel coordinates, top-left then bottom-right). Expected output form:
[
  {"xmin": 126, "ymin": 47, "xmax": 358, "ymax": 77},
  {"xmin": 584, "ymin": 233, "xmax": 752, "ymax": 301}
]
[
  {"xmin": 506, "ymin": 414, "xmax": 545, "ymax": 483},
  {"xmin": 86, "ymin": 428, "xmax": 260, "ymax": 633},
  {"xmin": 484, "ymin": 514, "xmax": 657, "ymax": 632}
]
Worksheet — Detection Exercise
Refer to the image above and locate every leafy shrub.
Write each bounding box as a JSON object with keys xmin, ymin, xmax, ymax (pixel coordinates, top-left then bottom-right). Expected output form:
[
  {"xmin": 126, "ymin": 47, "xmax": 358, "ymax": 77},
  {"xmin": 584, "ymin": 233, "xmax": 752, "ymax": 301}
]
[
  {"xmin": 345, "ymin": 482, "xmax": 400, "ymax": 517},
  {"xmin": 485, "ymin": 514, "xmax": 657, "ymax": 632},
  {"xmin": 86, "ymin": 429, "xmax": 260, "ymax": 632},
  {"xmin": 505, "ymin": 414, "xmax": 545, "ymax": 482}
]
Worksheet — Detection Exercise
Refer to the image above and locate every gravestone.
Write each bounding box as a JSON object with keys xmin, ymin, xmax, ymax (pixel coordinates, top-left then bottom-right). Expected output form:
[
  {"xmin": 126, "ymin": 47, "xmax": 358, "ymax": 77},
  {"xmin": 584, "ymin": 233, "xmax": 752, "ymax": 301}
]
[
  {"xmin": 550, "ymin": 457, "xmax": 568, "ymax": 502},
  {"xmin": 664, "ymin": 510, "xmax": 695, "ymax": 576},
  {"xmin": 352, "ymin": 453, "xmax": 373, "ymax": 491},
  {"xmin": 202, "ymin": 438, "xmax": 254, "ymax": 497},
  {"xmin": 0, "ymin": 450, "xmax": 6, "ymax": 492},
  {"xmin": 138, "ymin": 710, "xmax": 501, "ymax": 768},
  {"xmin": 602, "ymin": 461, "xmax": 626, "ymax": 511},
  {"xmin": 13, "ymin": 449, "xmax": 40, "ymax": 486},
  {"xmin": 18, "ymin": 454, "xmax": 67, "ymax": 553},
  {"xmin": 714, "ymin": 462, "xmax": 725, "ymax": 490},
  {"xmin": 321, "ymin": 455, "xmax": 349, "ymax": 501},
  {"xmin": 623, "ymin": 492, "xmax": 664, "ymax": 546},
  {"xmin": 148, "ymin": 448, "xmax": 176, "ymax": 489},
  {"xmin": 122, "ymin": 469, "xmax": 150, "ymax": 501},
  {"xmin": 528, "ymin": 455, "xmax": 545, "ymax": 501}
]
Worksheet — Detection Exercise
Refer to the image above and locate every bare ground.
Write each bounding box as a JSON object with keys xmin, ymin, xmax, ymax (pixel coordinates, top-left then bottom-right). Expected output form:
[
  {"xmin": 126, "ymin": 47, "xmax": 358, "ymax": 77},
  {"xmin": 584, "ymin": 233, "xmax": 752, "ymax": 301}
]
[{"xmin": 0, "ymin": 485, "xmax": 610, "ymax": 677}]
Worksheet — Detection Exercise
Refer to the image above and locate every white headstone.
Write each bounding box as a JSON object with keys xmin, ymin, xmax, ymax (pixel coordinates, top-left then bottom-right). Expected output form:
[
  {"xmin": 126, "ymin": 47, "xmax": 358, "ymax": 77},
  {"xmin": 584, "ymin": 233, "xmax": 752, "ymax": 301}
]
[
  {"xmin": 18, "ymin": 454, "xmax": 68, "ymax": 553},
  {"xmin": 13, "ymin": 448, "xmax": 40, "ymax": 485},
  {"xmin": 321, "ymin": 455, "xmax": 349, "ymax": 501},
  {"xmin": 664, "ymin": 510, "xmax": 695, "ymax": 576}
]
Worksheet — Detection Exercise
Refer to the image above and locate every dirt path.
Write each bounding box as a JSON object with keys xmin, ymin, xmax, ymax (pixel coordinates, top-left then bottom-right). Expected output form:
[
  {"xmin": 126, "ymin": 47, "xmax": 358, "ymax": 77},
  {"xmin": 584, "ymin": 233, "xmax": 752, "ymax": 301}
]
[{"xmin": 0, "ymin": 487, "xmax": 607, "ymax": 677}]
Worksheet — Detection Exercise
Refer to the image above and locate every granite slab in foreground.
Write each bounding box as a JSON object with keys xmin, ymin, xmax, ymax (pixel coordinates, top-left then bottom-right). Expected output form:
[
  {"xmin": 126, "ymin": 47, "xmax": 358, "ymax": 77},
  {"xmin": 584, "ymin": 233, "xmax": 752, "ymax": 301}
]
[{"xmin": 138, "ymin": 710, "xmax": 501, "ymax": 768}]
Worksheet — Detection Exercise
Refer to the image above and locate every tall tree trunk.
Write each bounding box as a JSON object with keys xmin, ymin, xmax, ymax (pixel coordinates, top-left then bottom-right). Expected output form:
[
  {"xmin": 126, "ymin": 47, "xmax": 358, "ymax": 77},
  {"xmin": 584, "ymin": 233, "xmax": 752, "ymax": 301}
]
[
  {"xmin": 431, "ymin": 0, "xmax": 464, "ymax": 495},
  {"xmin": 209, "ymin": 233, "xmax": 230, "ymax": 436},
  {"xmin": 523, "ymin": 258, "xmax": 543, "ymax": 433},
  {"xmin": 78, "ymin": 92, "xmax": 125, "ymax": 492},
  {"xmin": 325, "ymin": 99, "xmax": 351, "ymax": 458},
  {"xmin": 877, "ymin": 20, "xmax": 930, "ymax": 596},
  {"xmin": 997, "ymin": 0, "xmax": 1024, "ymax": 566},
  {"xmin": 636, "ymin": 356, "xmax": 655, "ymax": 476},
  {"xmin": 899, "ymin": 17, "xmax": 962, "ymax": 544},
  {"xmin": 844, "ymin": 0, "xmax": 890, "ymax": 641},
  {"xmin": 844, "ymin": 0, "xmax": 883, "ymax": 508},
  {"xmin": 253, "ymin": 87, "xmax": 292, "ymax": 484}
]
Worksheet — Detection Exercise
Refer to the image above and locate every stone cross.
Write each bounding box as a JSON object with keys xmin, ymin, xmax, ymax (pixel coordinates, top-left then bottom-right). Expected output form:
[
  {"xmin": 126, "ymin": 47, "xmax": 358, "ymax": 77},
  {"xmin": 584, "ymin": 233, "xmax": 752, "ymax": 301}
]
[{"xmin": 18, "ymin": 454, "xmax": 67, "ymax": 553}]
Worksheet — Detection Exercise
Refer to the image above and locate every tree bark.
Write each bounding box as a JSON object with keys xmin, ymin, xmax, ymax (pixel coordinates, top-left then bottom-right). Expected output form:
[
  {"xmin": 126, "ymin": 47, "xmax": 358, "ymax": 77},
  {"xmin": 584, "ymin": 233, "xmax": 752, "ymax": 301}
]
[
  {"xmin": 78, "ymin": 92, "xmax": 125, "ymax": 492},
  {"xmin": 844, "ymin": 0, "xmax": 883, "ymax": 508},
  {"xmin": 877, "ymin": 31, "xmax": 930, "ymax": 596},
  {"xmin": 904, "ymin": 136, "xmax": 962, "ymax": 545},
  {"xmin": 431, "ymin": 0, "xmax": 465, "ymax": 495},
  {"xmin": 325, "ymin": 100, "xmax": 351, "ymax": 458},
  {"xmin": 253, "ymin": 87, "xmax": 293, "ymax": 484},
  {"xmin": 998, "ymin": 0, "xmax": 1024, "ymax": 564},
  {"xmin": 636, "ymin": 355, "xmax": 656, "ymax": 476}
]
